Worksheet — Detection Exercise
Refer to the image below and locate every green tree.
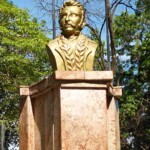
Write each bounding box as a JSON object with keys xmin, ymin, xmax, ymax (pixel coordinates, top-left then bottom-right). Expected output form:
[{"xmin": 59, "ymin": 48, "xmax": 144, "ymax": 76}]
[
  {"xmin": 114, "ymin": 1, "xmax": 150, "ymax": 149},
  {"xmin": 0, "ymin": 0, "xmax": 51, "ymax": 148}
]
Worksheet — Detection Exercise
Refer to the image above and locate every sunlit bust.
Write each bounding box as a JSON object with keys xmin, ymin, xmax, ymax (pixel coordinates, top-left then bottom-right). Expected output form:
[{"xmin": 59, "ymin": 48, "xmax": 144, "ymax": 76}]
[{"xmin": 47, "ymin": 0, "xmax": 97, "ymax": 71}]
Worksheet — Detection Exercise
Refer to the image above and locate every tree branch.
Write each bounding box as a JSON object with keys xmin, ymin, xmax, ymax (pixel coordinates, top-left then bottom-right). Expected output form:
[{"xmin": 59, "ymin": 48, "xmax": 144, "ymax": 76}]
[{"xmin": 106, "ymin": 0, "xmax": 117, "ymax": 73}]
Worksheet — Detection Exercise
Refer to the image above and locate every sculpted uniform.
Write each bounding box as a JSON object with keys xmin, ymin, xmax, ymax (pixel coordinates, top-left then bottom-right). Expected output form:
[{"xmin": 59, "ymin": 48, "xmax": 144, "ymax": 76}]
[{"xmin": 47, "ymin": 34, "xmax": 97, "ymax": 71}]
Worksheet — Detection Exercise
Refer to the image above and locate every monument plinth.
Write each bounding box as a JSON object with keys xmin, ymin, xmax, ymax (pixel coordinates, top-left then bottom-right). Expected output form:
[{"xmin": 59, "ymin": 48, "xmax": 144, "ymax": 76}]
[{"xmin": 19, "ymin": 71, "xmax": 122, "ymax": 150}]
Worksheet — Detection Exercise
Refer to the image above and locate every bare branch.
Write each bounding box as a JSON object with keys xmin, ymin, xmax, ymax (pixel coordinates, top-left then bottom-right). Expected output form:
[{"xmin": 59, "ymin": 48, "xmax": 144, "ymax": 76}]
[
  {"xmin": 106, "ymin": 0, "xmax": 117, "ymax": 73},
  {"xmin": 118, "ymin": 2, "xmax": 137, "ymax": 11}
]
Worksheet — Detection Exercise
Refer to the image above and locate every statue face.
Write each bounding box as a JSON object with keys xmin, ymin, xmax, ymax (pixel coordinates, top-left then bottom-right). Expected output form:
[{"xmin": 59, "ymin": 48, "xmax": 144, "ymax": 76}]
[{"xmin": 60, "ymin": 6, "xmax": 83, "ymax": 36}]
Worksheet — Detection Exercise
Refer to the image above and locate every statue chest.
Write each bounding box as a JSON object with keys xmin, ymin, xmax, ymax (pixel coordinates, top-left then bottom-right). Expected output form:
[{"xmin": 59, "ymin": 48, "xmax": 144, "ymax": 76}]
[{"xmin": 58, "ymin": 38, "xmax": 88, "ymax": 70}]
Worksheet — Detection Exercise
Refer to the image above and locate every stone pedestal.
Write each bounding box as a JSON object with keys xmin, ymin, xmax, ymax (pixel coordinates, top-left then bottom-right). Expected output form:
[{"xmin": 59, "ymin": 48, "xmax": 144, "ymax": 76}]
[{"xmin": 19, "ymin": 71, "xmax": 122, "ymax": 150}]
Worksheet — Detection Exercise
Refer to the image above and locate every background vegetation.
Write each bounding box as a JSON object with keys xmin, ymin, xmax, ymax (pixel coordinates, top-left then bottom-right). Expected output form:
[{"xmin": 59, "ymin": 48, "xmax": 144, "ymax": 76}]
[{"xmin": 0, "ymin": 0, "xmax": 51, "ymax": 148}]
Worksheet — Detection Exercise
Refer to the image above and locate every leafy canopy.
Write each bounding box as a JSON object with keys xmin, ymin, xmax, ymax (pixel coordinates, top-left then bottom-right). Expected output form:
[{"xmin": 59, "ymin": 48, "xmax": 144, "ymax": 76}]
[
  {"xmin": 114, "ymin": 0, "xmax": 150, "ymax": 148},
  {"xmin": 0, "ymin": 0, "xmax": 51, "ymax": 148}
]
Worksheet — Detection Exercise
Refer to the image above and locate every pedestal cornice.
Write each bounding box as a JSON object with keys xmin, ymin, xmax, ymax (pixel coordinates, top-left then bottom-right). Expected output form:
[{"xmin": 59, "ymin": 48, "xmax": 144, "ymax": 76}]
[{"xmin": 20, "ymin": 71, "xmax": 122, "ymax": 98}]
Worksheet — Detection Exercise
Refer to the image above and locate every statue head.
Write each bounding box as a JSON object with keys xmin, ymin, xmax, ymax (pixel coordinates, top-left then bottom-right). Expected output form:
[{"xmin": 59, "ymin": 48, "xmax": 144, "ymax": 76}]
[{"xmin": 59, "ymin": 0, "xmax": 86, "ymax": 37}]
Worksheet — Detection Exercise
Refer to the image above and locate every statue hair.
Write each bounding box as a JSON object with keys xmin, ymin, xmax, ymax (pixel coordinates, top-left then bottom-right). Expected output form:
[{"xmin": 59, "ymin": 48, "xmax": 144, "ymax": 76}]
[
  {"xmin": 59, "ymin": 0, "xmax": 86, "ymax": 33},
  {"xmin": 62, "ymin": 0, "xmax": 84, "ymax": 11}
]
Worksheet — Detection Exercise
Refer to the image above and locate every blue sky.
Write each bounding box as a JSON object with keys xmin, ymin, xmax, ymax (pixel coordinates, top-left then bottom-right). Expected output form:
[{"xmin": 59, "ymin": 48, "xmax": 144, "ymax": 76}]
[
  {"xmin": 12, "ymin": 0, "xmax": 35, "ymax": 8},
  {"xmin": 11, "ymin": 0, "xmax": 39, "ymax": 17}
]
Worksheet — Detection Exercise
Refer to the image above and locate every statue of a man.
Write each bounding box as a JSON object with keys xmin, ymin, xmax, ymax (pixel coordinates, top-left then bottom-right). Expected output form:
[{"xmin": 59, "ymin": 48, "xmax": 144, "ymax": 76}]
[{"xmin": 47, "ymin": 0, "xmax": 97, "ymax": 71}]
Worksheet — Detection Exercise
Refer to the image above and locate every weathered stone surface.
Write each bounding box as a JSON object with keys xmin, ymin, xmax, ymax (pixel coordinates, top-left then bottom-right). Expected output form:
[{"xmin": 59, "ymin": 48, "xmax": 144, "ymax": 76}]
[
  {"xmin": 60, "ymin": 88, "xmax": 108, "ymax": 149},
  {"xmin": 19, "ymin": 71, "xmax": 122, "ymax": 150},
  {"xmin": 19, "ymin": 95, "xmax": 35, "ymax": 150},
  {"xmin": 55, "ymin": 71, "xmax": 113, "ymax": 81}
]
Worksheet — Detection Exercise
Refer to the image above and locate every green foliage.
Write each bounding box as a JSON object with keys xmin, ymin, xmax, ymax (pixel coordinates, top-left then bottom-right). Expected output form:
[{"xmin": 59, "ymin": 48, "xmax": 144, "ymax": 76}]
[
  {"xmin": 89, "ymin": 29, "xmax": 106, "ymax": 70},
  {"xmin": 0, "ymin": 0, "xmax": 51, "ymax": 148},
  {"xmin": 114, "ymin": 1, "xmax": 150, "ymax": 149}
]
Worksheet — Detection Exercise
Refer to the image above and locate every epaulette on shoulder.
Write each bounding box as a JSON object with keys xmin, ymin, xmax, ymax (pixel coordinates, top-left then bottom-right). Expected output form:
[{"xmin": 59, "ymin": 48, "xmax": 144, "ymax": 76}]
[
  {"xmin": 88, "ymin": 39, "xmax": 97, "ymax": 45},
  {"xmin": 47, "ymin": 36, "xmax": 60, "ymax": 47},
  {"xmin": 81, "ymin": 34, "xmax": 97, "ymax": 45},
  {"xmin": 86, "ymin": 38, "xmax": 97, "ymax": 47}
]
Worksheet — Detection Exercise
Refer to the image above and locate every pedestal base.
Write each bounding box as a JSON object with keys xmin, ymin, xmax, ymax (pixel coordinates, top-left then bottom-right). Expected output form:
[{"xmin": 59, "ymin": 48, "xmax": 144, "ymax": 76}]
[{"xmin": 19, "ymin": 71, "xmax": 122, "ymax": 150}]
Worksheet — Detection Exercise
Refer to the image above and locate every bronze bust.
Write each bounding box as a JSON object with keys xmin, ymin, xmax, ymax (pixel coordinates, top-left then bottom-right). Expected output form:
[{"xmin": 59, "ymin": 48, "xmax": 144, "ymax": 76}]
[{"xmin": 47, "ymin": 0, "xmax": 97, "ymax": 71}]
